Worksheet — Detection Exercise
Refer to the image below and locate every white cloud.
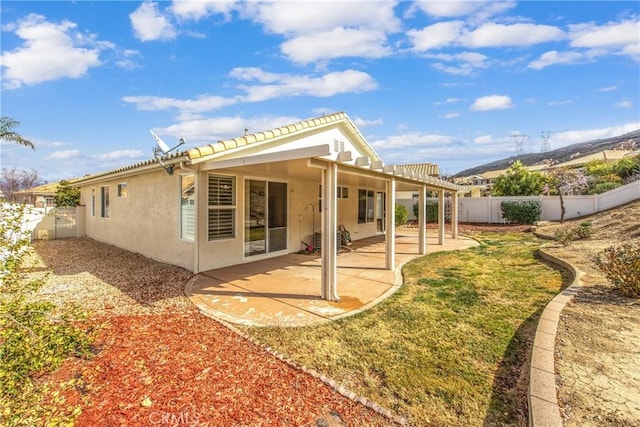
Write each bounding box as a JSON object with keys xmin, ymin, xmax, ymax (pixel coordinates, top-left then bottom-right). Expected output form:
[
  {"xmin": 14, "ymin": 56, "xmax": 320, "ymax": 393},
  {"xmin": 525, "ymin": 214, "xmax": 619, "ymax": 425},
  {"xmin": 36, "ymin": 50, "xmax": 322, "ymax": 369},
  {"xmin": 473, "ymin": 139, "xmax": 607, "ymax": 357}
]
[
  {"xmin": 551, "ymin": 122, "xmax": 640, "ymax": 148},
  {"xmin": 281, "ymin": 28, "xmax": 391, "ymax": 63},
  {"xmin": 48, "ymin": 150, "xmax": 81, "ymax": 160},
  {"xmin": 94, "ymin": 150, "xmax": 145, "ymax": 160},
  {"xmin": 244, "ymin": 1, "xmax": 400, "ymax": 35},
  {"xmin": 354, "ymin": 117, "xmax": 384, "ymax": 127},
  {"xmin": 170, "ymin": 0, "xmax": 238, "ymax": 21},
  {"xmin": 130, "ymin": 2, "xmax": 176, "ymax": 42},
  {"xmin": 408, "ymin": 21, "xmax": 465, "ymax": 51},
  {"xmin": 570, "ymin": 20, "xmax": 640, "ymax": 50},
  {"xmin": 470, "ymin": 95, "xmax": 514, "ymax": 111},
  {"xmin": 414, "ymin": 1, "xmax": 516, "ymax": 22},
  {"xmin": 157, "ymin": 115, "xmax": 301, "ymax": 142},
  {"xmin": 122, "ymin": 95, "xmax": 237, "ymax": 113},
  {"xmin": 548, "ymin": 100, "xmax": 573, "ymax": 106},
  {"xmin": 439, "ymin": 112, "xmax": 460, "ymax": 119},
  {"xmin": 427, "ymin": 51, "xmax": 489, "ymax": 75},
  {"xmin": 597, "ymin": 85, "xmax": 618, "ymax": 92},
  {"xmin": 474, "ymin": 135, "xmax": 495, "ymax": 144},
  {"xmin": 371, "ymin": 133, "xmax": 455, "ymax": 149},
  {"xmin": 230, "ymin": 68, "xmax": 378, "ymax": 102},
  {"xmin": 615, "ymin": 100, "xmax": 633, "ymax": 109},
  {"xmin": 463, "ymin": 23, "xmax": 564, "ymax": 47},
  {"xmin": 528, "ymin": 50, "xmax": 585, "ymax": 70},
  {"xmin": 0, "ymin": 14, "xmax": 102, "ymax": 89}
]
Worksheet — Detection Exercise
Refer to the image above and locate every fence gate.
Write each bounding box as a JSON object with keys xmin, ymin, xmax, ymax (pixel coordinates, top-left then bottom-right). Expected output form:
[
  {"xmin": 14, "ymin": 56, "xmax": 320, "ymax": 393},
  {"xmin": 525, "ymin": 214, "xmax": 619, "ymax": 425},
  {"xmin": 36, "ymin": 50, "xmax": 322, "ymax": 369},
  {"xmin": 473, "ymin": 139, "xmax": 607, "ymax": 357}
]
[{"xmin": 53, "ymin": 207, "xmax": 77, "ymax": 239}]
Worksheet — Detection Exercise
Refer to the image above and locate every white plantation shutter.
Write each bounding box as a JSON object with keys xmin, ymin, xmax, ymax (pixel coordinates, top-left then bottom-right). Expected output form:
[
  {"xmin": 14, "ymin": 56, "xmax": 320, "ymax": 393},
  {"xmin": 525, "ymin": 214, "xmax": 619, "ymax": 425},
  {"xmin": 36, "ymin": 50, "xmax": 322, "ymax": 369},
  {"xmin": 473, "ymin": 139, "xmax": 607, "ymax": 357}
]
[{"xmin": 208, "ymin": 175, "xmax": 235, "ymax": 240}]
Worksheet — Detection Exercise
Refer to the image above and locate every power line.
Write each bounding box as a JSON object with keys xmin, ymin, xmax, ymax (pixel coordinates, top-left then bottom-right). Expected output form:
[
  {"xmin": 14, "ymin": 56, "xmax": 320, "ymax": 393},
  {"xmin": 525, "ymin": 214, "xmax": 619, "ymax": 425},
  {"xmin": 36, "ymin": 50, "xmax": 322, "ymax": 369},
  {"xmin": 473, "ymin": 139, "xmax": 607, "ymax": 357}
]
[
  {"xmin": 540, "ymin": 131, "xmax": 552, "ymax": 153},
  {"xmin": 511, "ymin": 134, "xmax": 529, "ymax": 155}
]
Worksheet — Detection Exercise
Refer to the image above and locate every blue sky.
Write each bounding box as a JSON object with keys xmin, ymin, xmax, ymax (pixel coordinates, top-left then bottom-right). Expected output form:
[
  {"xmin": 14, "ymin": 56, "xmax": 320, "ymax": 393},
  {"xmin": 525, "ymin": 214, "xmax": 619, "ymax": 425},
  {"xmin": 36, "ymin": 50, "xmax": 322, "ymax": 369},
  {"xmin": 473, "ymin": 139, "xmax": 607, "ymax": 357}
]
[{"xmin": 1, "ymin": 1, "xmax": 639, "ymax": 181}]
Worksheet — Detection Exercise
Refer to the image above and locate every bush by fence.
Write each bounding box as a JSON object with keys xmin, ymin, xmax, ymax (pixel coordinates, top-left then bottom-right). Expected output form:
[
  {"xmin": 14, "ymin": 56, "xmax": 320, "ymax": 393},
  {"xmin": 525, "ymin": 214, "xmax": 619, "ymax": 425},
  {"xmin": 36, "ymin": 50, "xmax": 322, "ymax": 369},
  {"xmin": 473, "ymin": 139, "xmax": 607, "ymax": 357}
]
[{"xmin": 500, "ymin": 200, "xmax": 542, "ymax": 224}]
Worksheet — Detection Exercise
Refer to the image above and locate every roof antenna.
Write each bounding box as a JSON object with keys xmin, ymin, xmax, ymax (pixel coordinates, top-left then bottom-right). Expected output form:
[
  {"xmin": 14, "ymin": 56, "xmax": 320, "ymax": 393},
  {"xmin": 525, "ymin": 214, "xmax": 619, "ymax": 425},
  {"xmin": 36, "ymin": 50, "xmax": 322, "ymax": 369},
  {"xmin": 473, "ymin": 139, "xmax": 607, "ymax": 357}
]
[{"xmin": 149, "ymin": 129, "xmax": 185, "ymax": 175}]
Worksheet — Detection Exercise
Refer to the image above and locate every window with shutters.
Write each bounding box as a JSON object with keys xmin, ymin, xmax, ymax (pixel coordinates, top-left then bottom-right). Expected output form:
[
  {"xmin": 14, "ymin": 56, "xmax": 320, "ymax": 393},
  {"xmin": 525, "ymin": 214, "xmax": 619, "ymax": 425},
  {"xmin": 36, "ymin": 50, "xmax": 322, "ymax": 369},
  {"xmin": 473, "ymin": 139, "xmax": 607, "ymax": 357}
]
[{"xmin": 208, "ymin": 174, "xmax": 235, "ymax": 240}]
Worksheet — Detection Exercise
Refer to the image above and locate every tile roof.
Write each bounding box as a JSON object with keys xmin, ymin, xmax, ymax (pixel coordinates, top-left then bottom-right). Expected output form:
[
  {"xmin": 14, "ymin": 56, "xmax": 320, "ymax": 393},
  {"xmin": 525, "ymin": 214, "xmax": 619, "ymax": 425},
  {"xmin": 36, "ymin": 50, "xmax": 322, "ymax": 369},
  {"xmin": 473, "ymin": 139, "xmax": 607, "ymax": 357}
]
[
  {"xmin": 397, "ymin": 163, "xmax": 440, "ymax": 177},
  {"xmin": 14, "ymin": 179, "xmax": 81, "ymax": 195},
  {"xmin": 187, "ymin": 111, "xmax": 379, "ymax": 161}
]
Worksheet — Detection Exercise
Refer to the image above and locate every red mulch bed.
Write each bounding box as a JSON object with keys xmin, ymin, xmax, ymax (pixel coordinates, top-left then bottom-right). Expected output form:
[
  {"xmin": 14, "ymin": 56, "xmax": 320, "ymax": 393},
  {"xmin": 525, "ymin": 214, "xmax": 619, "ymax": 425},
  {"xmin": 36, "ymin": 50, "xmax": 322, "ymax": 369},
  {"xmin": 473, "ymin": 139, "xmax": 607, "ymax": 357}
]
[{"xmin": 44, "ymin": 313, "xmax": 391, "ymax": 426}]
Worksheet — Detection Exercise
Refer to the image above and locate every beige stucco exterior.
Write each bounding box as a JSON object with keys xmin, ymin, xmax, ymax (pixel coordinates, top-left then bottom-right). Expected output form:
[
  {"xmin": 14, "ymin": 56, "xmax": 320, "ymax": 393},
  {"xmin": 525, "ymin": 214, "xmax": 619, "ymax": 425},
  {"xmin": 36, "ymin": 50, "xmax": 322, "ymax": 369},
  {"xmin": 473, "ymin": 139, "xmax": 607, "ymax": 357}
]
[{"xmin": 74, "ymin": 112, "xmax": 462, "ymax": 300}]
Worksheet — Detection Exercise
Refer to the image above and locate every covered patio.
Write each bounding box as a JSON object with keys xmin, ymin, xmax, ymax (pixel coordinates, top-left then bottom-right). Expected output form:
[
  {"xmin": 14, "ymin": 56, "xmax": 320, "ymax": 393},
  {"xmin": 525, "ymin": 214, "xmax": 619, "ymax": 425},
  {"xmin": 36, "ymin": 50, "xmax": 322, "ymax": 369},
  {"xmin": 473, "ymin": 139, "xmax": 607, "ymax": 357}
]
[{"xmin": 186, "ymin": 229, "xmax": 478, "ymax": 327}]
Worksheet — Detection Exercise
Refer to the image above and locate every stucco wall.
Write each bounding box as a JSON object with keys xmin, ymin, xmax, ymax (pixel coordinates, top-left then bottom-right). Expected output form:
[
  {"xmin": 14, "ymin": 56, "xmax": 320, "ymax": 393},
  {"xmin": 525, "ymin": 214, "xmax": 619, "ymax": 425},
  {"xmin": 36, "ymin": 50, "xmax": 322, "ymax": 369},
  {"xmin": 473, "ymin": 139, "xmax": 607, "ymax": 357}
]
[
  {"xmin": 80, "ymin": 169, "xmax": 195, "ymax": 271},
  {"xmin": 196, "ymin": 168, "xmax": 384, "ymax": 272}
]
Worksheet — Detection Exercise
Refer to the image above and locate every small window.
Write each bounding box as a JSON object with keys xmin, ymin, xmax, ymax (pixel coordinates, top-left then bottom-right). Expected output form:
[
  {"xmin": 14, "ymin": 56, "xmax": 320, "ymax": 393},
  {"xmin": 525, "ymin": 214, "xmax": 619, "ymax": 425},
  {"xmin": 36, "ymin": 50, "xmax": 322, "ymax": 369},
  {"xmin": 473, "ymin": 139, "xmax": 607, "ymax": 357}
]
[
  {"xmin": 117, "ymin": 183, "xmax": 128, "ymax": 198},
  {"xmin": 91, "ymin": 188, "xmax": 96, "ymax": 216},
  {"xmin": 181, "ymin": 174, "xmax": 195, "ymax": 241},
  {"xmin": 358, "ymin": 189, "xmax": 374, "ymax": 223},
  {"xmin": 338, "ymin": 186, "xmax": 348, "ymax": 199},
  {"xmin": 207, "ymin": 174, "xmax": 235, "ymax": 240},
  {"xmin": 100, "ymin": 186, "xmax": 109, "ymax": 218}
]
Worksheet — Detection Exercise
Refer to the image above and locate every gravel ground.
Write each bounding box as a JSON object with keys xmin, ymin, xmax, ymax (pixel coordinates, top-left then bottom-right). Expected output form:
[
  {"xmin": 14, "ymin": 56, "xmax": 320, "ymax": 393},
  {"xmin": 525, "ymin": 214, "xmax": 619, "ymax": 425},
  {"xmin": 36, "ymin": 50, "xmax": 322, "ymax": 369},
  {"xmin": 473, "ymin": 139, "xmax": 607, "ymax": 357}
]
[
  {"xmin": 535, "ymin": 200, "xmax": 640, "ymax": 426},
  {"xmin": 28, "ymin": 237, "xmax": 195, "ymax": 316}
]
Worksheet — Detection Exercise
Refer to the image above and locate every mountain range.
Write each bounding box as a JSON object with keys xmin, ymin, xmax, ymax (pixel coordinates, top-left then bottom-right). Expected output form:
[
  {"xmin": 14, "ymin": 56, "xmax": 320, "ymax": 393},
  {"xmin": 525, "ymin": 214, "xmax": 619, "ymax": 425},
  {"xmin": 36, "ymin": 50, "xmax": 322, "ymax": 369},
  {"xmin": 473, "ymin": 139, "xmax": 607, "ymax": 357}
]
[{"xmin": 454, "ymin": 129, "xmax": 640, "ymax": 177}]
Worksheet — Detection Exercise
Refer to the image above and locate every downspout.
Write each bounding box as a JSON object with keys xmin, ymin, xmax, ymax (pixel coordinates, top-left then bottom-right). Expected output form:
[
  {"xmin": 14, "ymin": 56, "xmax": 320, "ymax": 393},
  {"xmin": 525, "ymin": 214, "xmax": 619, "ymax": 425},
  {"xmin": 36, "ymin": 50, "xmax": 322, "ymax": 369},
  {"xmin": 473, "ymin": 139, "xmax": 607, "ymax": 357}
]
[{"xmin": 180, "ymin": 162, "xmax": 200, "ymax": 273}]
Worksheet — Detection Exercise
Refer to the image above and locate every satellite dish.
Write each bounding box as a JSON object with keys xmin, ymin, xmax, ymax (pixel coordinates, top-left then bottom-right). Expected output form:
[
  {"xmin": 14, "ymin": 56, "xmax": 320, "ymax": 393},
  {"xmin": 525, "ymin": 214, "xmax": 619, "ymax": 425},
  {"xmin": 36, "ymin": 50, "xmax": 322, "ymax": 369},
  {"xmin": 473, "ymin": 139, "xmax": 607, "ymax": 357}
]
[
  {"xmin": 149, "ymin": 129, "xmax": 186, "ymax": 175},
  {"xmin": 150, "ymin": 129, "xmax": 171, "ymax": 154}
]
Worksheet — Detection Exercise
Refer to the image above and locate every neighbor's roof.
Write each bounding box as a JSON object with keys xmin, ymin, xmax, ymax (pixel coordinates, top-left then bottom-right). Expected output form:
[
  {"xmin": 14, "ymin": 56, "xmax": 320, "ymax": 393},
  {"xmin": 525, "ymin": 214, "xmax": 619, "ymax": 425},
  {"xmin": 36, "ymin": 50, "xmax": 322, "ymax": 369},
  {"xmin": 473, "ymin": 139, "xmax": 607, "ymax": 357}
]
[
  {"xmin": 397, "ymin": 163, "xmax": 440, "ymax": 177},
  {"xmin": 187, "ymin": 111, "xmax": 379, "ymax": 161},
  {"xmin": 14, "ymin": 179, "xmax": 80, "ymax": 196}
]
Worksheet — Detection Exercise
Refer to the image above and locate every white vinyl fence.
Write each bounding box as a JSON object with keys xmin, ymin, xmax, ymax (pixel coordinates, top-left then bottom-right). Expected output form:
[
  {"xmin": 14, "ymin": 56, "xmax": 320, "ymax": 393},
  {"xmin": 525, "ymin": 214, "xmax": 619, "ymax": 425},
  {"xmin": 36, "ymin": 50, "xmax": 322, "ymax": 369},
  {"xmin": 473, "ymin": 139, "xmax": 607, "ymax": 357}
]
[{"xmin": 457, "ymin": 180, "xmax": 640, "ymax": 223}]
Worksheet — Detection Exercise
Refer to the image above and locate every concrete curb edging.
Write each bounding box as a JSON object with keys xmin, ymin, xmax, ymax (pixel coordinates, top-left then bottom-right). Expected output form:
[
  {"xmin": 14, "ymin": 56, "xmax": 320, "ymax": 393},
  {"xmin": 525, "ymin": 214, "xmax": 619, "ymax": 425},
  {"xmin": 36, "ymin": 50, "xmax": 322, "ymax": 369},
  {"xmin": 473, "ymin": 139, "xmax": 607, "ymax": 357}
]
[
  {"xmin": 529, "ymin": 247, "xmax": 585, "ymax": 427},
  {"xmin": 186, "ymin": 276, "xmax": 407, "ymax": 426}
]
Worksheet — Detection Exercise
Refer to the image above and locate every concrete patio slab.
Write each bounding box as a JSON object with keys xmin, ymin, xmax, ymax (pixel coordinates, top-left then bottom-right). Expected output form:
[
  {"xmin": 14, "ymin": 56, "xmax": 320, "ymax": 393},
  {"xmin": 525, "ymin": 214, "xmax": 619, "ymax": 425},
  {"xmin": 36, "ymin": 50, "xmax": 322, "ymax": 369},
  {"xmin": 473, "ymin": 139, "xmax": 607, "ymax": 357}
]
[{"xmin": 186, "ymin": 231, "xmax": 479, "ymax": 327}]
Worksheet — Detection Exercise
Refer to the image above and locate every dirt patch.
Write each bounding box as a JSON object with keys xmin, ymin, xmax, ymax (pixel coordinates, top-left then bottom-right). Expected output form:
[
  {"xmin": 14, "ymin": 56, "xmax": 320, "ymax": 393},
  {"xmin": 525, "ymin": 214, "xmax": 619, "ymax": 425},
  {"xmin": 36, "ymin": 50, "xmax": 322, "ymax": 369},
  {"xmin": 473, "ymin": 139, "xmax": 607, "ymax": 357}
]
[{"xmin": 535, "ymin": 200, "xmax": 640, "ymax": 426}]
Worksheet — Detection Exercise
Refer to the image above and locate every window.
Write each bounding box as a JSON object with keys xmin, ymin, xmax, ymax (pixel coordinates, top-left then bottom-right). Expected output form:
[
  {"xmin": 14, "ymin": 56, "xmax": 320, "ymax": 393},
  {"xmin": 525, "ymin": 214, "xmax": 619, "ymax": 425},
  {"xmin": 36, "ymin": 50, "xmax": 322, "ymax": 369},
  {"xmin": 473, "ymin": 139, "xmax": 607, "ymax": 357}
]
[
  {"xmin": 181, "ymin": 174, "xmax": 195, "ymax": 241},
  {"xmin": 208, "ymin": 174, "xmax": 235, "ymax": 240},
  {"xmin": 100, "ymin": 186, "xmax": 109, "ymax": 218},
  {"xmin": 91, "ymin": 188, "xmax": 95, "ymax": 216},
  {"xmin": 358, "ymin": 189, "xmax": 375, "ymax": 223},
  {"xmin": 117, "ymin": 183, "xmax": 128, "ymax": 198},
  {"xmin": 337, "ymin": 186, "xmax": 348, "ymax": 199}
]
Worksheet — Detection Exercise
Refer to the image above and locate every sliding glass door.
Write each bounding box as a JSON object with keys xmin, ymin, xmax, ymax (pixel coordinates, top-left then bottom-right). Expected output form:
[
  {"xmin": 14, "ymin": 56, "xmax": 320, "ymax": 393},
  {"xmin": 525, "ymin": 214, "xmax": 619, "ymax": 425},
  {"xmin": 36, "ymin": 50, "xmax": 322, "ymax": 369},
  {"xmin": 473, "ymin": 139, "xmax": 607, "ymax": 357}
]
[{"xmin": 245, "ymin": 180, "xmax": 287, "ymax": 257}]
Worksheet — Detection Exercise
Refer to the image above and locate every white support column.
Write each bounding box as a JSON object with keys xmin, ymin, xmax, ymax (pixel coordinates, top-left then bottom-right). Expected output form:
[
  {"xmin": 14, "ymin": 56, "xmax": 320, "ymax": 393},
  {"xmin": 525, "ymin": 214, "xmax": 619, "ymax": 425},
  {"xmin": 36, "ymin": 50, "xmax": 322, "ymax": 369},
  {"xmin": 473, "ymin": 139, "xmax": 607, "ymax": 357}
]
[
  {"xmin": 321, "ymin": 163, "xmax": 339, "ymax": 301},
  {"xmin": 418, "ymin": 184, "xmax": 427, "ymax": 255},
  {"xmin": 385, "ymin": 177, "xmax": 396, "ymax": 270},
  {"xmin": 438, "ymin": 190, "xmax": 445, "ymax": 245},
  {"xmin": 451, "ymin": 191, "xmax": 459, "ymax": 239}
]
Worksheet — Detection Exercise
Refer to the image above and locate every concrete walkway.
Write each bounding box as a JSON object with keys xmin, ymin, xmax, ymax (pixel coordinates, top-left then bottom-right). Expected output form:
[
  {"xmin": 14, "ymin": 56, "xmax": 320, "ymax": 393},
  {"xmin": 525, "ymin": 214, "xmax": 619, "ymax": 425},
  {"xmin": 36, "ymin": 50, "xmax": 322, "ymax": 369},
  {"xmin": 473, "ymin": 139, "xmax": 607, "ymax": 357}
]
[{"xmin": 186, "ymin": 231, "xmax": 478, "ymax": 327}]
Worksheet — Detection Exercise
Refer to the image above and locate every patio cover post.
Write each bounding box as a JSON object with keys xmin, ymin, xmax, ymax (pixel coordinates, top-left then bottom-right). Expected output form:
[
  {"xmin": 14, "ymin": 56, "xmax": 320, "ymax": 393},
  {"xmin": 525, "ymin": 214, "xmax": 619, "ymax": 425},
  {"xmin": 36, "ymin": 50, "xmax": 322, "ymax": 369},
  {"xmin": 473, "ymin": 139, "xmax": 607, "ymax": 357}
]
[
  {"xmin": 418, "ymin": 184, "xmax": 426, "ymax": 255},
  {"xmin": 321, "ymin": 162, "xmax": 339, "ymax": 301},
  {"xmin": 385, "ymin": 177, "xmax": 396, "ymax": 270},
  {"xmin": 438, "ymin": 190, "xmax": 445, "ymax": 245},
  {"xmin": 451, "ymin": 191, "xmax": 459, "ymax": 239}
]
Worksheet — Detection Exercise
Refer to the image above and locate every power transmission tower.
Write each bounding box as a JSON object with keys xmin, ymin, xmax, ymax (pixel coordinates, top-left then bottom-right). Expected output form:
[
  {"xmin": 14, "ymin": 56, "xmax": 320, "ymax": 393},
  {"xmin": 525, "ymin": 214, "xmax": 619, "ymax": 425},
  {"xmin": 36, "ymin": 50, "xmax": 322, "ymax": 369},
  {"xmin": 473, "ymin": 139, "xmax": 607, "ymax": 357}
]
[
  {"xmin": 512, "ymin": 134, "xmax": 529, "ymax": 155},
  {"xmin": 540, "ymin": 131, "xmax": 552, "ymax": 153}
]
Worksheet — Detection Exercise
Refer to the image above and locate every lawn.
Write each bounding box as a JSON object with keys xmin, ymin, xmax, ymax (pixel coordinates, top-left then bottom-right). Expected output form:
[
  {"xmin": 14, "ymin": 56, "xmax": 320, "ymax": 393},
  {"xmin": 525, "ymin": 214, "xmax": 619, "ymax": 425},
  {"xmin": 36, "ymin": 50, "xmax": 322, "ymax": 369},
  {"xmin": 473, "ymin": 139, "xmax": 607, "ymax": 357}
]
[{"xmin": 246, "ymin": 232, "xmax": 566, "ymax": 426}]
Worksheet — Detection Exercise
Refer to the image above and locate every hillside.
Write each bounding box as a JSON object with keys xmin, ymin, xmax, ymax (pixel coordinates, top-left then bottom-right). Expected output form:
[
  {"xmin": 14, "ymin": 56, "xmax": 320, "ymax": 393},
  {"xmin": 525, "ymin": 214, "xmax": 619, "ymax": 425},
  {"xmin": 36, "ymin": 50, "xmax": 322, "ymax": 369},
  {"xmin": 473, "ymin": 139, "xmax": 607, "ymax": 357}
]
[{"xmin": 455, "ymin": 129, "xmax": 640, "ymax": 177}]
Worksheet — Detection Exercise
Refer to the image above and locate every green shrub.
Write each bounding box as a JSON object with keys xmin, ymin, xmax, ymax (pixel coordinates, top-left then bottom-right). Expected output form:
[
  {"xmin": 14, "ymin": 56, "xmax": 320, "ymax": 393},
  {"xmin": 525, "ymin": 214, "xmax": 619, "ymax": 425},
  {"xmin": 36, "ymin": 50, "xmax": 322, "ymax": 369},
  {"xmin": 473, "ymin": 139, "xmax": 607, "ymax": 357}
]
[
  {"xmin": 587, "ymin": 180, "xmax": 621, "ymax": 195},
  {"xmin": 413, "ymin": 201, "xmax": 439, "ymax": 222},
  {"xmin": 613, "ymin": 155, "xmax": 640, "ymax": 179},
  {"xmin": 554, "ymin": 228, "xmax": 575, "ymax": 246},
  {"xmin": 395, "ymin": 203, "xmax": 409, "ymax": 226},
  {"xmin": 0, "ymin": 201, "xmax": 92, "ymax": 424},
  {"xmin": 596, "ymin": 242, "xmax": 640, "ymax": 297},
  {"xmin": 500, "ymin": 200, "xmax": 542, "ymax": 224},
  {"xmin": 553, "ymin": 222, "xmax": 593, "ymax": 245},
  {"xmin": 574, "ymin": 222, "xmax": 593, "ymax": 239}
]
